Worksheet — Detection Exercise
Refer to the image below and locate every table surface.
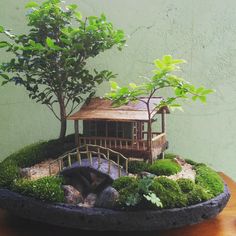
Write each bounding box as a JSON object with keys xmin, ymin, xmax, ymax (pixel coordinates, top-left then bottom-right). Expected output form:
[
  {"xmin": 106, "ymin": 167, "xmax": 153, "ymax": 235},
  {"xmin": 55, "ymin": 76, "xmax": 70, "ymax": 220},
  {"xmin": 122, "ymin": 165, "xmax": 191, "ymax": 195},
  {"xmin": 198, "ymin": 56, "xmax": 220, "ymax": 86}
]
[{"xmin": 0, "ymin": 173, "xmax": 235, "ymax": 236}]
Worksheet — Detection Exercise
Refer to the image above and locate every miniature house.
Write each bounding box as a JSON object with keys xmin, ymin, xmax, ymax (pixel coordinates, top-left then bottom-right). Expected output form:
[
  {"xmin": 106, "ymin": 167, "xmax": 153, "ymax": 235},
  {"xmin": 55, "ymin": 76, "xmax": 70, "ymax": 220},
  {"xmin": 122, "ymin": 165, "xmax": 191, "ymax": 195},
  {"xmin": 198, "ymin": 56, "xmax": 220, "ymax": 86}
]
[{"xmin": 68, "ymin": 97, "xmax": 169, "ymax": 161}]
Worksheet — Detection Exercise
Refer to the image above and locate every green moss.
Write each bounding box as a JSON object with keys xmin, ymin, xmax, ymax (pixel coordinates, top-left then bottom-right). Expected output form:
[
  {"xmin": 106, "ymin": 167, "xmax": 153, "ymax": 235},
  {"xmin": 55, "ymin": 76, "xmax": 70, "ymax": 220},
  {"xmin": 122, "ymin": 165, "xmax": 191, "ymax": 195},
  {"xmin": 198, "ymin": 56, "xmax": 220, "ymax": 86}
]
[
  {"xmin": 128, "ymin": 161, "xmax": 150, "ymax": 174},
  {"xmin": 1, "ymin": 134, "xmax": 75, "ymax": 168},
  {"xmin": 195, "ymin": 165, "xmax": 224, "ymax": 196},
  {"xmin": 118, "ymin": 182, "xmax": 141, "ymax": 207},
  {"xmin": 177, "ymin": 178, "xmax": 195, "ymax": 193},
  {"xmin": 12, "ymin": 176, "xmax": 64, "ymax": 203},
  {"xmin": 148, "ymin": 159, "xmax": 181, "ymax": 176},
  {"xmin": 112, "ymin": 176, "xmax": 137, "ymax": 191},
  {"xmin": 187, "ymin": 185, "xmax": 213, "ymax": 205},
  {"xmin": 184, "ymin": 159, "xmax": 198, "ymax": 166},
  {"xmin": 164, "ymin": 153, "xmax": 177, "ymax": 160},
  {"xmin": 0, "ymin": 161, "xmax": 20, "ymax": 188},
  {"xmin": 150, "ymin": 177, "xmax": 187, "ymax": 208}
]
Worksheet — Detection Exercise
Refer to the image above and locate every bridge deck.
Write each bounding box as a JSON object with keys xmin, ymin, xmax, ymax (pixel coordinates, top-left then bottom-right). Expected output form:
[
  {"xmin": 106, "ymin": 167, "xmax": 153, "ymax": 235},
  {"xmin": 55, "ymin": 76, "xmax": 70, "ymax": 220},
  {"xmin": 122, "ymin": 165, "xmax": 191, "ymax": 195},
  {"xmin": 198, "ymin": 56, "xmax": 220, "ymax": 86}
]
[{"xmin": 66, "ymin": 157, "xmax": 127, "ymax": 180}]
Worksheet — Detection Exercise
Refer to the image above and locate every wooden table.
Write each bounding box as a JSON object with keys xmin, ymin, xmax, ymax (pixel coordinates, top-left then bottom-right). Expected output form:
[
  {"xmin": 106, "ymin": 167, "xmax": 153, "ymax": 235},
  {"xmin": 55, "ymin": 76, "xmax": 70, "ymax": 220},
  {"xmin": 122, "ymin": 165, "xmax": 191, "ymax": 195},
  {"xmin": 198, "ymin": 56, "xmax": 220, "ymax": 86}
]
[{"xmin": 0, "ymin": 173, "xmax": 235, "ymax": 236}]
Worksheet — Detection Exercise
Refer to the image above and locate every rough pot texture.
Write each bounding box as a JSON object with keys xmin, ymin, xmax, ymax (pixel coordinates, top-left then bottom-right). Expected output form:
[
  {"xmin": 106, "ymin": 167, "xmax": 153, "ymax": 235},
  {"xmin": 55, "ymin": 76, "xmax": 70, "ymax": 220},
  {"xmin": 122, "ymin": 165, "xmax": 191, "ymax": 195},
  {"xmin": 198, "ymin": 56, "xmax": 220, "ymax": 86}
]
[{"xmin": 0, "ymin": 184, "xmax": 230, "ymax": 231}]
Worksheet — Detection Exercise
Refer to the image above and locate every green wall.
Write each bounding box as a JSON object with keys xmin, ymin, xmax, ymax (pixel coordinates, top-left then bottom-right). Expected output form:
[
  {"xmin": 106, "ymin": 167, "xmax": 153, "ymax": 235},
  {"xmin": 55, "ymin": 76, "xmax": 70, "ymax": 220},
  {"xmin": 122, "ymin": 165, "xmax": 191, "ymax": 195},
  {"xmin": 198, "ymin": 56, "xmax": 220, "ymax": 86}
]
[{"xmin": 1, "ymin": 0, "xmax": 236, "ymax": 180}]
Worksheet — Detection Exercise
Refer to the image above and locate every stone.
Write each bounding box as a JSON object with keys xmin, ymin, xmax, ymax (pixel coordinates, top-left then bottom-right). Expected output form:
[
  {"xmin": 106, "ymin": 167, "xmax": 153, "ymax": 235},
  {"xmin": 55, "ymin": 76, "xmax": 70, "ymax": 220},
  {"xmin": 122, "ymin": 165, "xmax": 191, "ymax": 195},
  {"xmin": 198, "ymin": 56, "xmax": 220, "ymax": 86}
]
[
  {"xmin": 95, "ymin": 186, "xmax": 119, "ymax": 209},
  {"xmin": 62, "ymin": 185, "xmax": 83, "ymax": 205},
  {"xmin": 61, "ymin": 166, "xmax": 112, "ymax": 195},
  {"xmin": 19, "ymin": 167, "xmax": 31, "ymax": 179},
  {"xmin": 139, "ymin": 171, "xmax": 156, "ymax": 178},
  {"xmin": 79, "ymin": 193, "xmax": 97, "ymax": 208}
]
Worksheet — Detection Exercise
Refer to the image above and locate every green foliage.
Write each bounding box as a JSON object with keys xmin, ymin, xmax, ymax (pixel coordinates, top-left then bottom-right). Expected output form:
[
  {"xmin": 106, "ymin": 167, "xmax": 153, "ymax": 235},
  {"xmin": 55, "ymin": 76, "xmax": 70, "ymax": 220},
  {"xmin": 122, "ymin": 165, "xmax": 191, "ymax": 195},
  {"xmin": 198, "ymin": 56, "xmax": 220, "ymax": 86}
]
[
  {"xmin": 0, "ymin": 0, "xmax": 125, "ymax": 139},
  {"xmin": 148, "ymin": 159, "xmax": 181, "ymax": 176},
  {"xmin": 0, "ymin": 161, "xmax": 20, "ymax": 188},
  {"xmin": 112, "ymin": 176, "xmax": 137, "ymax": 191},
  {"xmin": 12, "ymin": 176, "xmax": 64, "ymax": 203},
  {"xmin": 1, "ymin": 134, "xmax": 75, "ymax": 168},
  {"xmin": 118, "ymin": 182, "xmax": 141, "ymax": 207},
  {"xmin": 177, "ymin": 178, "xmax": 195, "ymax": 193},
  {"xmin": 195, "ymin": 165, "xmax": 224, "ymax": 196},
  {"xmin": 150, "ymin": 177, "xmax": 188, "ymax": 208},
  {"xmin": 143, "ymin": 192, "xmax": 163, "ymax": 208},
  {"xmin": 115, "ymin": 176, "xmax": 163, "ymax": 209},
  {"xmin": 187, "ymin": 185, "xmax": 213, "ymax": 205},
  {"xmin": 106, "ymin": 55, "xmax": 213, "ymax": 111},
  {"xmin": 128, "ymin": 161, "xmax": 150, "ymax": 174}
]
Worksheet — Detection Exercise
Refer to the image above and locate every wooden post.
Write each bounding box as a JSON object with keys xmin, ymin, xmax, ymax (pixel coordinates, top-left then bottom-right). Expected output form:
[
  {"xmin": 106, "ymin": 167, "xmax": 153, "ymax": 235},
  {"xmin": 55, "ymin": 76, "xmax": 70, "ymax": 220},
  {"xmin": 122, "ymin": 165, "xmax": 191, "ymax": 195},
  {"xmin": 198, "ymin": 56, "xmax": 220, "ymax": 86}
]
[
  {"xmin": 74, "ymin": 120, "xmax": 79, "ymax": 146},
  {"xmin": 68, "ymin": 154, "xmax": 72, "ymax": 167},
  {"xmin": 49, "ymin": 164, "xmax": 52, "ymax": 176},
  {"xmin": 77, "ymin": 150, "xmax": 81, "ymax": 165},
  {"xmin": 161, "ymin": 110, "xmax": 166, "ymax": 133}
]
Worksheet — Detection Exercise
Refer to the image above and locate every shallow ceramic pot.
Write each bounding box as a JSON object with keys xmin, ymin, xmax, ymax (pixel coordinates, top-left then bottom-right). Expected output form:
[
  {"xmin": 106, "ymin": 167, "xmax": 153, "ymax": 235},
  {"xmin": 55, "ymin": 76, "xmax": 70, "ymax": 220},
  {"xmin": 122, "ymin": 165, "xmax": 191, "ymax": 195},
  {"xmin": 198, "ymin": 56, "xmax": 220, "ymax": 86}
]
[{"xmin": 0, "ymin": 184, "xmax": 230, "ymax": 231}]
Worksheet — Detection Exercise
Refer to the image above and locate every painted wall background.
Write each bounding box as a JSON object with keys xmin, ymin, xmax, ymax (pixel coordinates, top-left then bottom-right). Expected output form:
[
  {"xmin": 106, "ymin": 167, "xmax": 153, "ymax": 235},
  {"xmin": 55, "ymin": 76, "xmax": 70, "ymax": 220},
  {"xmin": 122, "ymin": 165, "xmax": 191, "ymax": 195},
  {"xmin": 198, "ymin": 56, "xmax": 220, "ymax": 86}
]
[{"xmin": 0, "ymin": 0, "xmax": 236, "ymax": 180}]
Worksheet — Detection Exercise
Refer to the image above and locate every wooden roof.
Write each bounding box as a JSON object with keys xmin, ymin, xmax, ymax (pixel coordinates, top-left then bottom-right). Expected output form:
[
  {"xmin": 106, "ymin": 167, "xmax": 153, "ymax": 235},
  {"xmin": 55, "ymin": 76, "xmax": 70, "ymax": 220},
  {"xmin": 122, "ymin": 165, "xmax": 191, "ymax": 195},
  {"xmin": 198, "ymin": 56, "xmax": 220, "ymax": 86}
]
[{"xmin": 67, "ymin": 97, "xmax": 170, "ymax": 122}]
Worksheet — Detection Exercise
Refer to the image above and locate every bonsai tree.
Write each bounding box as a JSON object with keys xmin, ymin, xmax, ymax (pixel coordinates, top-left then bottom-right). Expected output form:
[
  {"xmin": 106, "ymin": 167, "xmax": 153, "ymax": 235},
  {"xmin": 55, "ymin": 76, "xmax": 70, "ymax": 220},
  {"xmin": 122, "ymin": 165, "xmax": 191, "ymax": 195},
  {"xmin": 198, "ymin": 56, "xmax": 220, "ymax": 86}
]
[
  {"xmin": 0, "ymin": 0, "xmax": 125, "ymax": 140},
  {"xmin": 105, "ymin": 55, "xmax": 213, "ymax": 162}
]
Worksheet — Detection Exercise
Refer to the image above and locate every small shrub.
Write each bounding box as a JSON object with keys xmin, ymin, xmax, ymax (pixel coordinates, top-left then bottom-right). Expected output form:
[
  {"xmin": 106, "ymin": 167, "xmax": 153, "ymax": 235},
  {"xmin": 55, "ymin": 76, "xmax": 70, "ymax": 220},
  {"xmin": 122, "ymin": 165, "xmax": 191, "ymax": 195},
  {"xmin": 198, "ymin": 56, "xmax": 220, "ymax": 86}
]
[
  {"xmin": 150, "ymin": 177, "xmax": 187, "ymax": 208},
  {"xmin": 128, "ymin": 161, "xmax": 150, "ymax": 174},
  {"xmin": 187, "ymin": 185, "xmax": 213, "ymax": 205},
  {"xmin": 12, "ymin": 176, "xmax": 64, "ymax": 203},
  {"xmin": 195, "ymin": 165, "xmax": 224, "ymax": 196},
  {"xmin": 177, "ymin": 178, "xmax": 195, "ymax": 193},
  {"xmin": 148, "ymin": 159, "xmax": 181, "ymax": 176},
  {"xmin": 112, "ymin": 176, "xmax": 137, "ymax": 191},
  {"xmin": 0, "ymin": 161, "xmax": 20, "ymax": 188}
]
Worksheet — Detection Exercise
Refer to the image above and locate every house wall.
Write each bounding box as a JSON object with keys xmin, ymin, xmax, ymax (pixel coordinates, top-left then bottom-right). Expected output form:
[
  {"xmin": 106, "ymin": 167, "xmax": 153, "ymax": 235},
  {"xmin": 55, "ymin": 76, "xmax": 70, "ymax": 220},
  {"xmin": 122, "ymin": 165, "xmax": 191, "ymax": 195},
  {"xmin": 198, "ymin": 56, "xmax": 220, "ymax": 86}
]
[{"xmin": 1, "ymin": 0, "xmax": 236, "ymax": 180}]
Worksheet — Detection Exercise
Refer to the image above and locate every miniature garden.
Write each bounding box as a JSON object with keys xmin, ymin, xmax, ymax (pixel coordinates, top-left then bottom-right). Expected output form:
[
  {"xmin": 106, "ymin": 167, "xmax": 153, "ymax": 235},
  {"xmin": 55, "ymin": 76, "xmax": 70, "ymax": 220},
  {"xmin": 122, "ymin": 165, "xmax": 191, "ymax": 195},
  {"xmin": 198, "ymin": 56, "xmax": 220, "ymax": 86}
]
[{"xmin": 0, "ymin": 0, "xmax": 230, "ymax": 231}]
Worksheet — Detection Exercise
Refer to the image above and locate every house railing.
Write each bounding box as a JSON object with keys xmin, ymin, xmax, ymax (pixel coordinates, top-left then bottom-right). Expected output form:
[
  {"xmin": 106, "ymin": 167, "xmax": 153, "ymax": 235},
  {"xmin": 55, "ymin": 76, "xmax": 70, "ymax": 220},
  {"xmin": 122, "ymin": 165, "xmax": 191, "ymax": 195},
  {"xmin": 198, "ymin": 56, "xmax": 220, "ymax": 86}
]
[
  {"xmin": 79, "ymin": 133, "xmax": 166, "ymax": 151},
  {"xmin": 79, "ymin": 136, "xmax": 148, "ymax": 150}
]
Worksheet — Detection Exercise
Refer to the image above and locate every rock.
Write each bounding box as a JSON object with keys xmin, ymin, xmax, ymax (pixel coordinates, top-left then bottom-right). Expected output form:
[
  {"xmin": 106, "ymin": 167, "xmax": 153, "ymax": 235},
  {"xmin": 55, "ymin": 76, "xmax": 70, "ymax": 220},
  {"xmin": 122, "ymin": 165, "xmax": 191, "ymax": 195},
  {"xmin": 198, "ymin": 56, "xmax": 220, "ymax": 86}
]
[
  {"xmin": 139, "ymin": 171, "xmax": 156, "ymax": 178},
  {"xmin": 79, "ymin": 193, "xmax": 97, "ymax": 208},
  {"xmin": 95, "ymin": 186, "xmax": 119, "ymax": 209},
  {"xmin": 20, "ymin": 168, "xmax": 31, "ymax": 179},
  {"xmin": 62, "ymin": 185, "xmax": 83, "ymax": 205},
  {"xmin": 174, "ymin": 156, "xmax": 186, "ymax": 166},
  {"xmin": 61, "ymin": 166, "xmax": 112, "ymax": 195}
]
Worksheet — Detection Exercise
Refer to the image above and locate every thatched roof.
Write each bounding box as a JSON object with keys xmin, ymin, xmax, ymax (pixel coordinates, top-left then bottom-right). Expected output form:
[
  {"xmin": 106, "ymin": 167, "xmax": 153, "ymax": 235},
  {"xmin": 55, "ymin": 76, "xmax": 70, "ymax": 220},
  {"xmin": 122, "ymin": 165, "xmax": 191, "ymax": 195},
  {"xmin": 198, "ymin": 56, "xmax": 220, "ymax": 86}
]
[{"xmin": 67, "ymin": 97, "xmax": 169, "ymax": 122}]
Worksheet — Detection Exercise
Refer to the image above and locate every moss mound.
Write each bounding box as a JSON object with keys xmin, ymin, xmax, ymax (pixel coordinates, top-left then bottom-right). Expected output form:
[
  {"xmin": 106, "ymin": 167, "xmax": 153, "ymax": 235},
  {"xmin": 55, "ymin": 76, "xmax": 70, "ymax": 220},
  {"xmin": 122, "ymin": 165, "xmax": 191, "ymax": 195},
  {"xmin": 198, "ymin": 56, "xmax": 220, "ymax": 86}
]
[
  {"xmin": 148, "ymin": 159, "xmax": 181, "ymax": 176},
  {"xmin": 150, "ymin": 177, "xmax": 187, "ymax": 208},
  {"xmin": 1, "ymin": 134, "xmax": 75, "ymax": 168},
  {"xmin": 128, "ymin": 161, "xmax": 150, "ymax": 174},
  {"xmin": 195, "ymin": 165, "xmax": 224, "ymax": 196},
  {"xmin": 177, "ymin": 178, "xmax": 195, "ymax": 193},
  {"xmin": 12, "ymin": 176, "xmax": 64, "ymax": 203},
  {"xmin": 112, "ymin": 176, "xmax": 137, "ymax": 191},
  {"xmin": 187, "ymin": 184, "xmax": 213, "ymax": 205},
  {"xmin": 0, "ymin": 161, "xmax": 20, "ymax": 188}
]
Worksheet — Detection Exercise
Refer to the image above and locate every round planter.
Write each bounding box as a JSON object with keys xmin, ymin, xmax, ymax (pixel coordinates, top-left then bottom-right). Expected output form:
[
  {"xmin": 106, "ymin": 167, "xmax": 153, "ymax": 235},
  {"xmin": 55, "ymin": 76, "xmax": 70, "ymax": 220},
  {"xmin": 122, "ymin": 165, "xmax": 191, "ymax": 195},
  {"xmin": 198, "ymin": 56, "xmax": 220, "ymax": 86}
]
[{"xmin": 0, "ymin": 184, "xmax": 230, "ymax": 231}]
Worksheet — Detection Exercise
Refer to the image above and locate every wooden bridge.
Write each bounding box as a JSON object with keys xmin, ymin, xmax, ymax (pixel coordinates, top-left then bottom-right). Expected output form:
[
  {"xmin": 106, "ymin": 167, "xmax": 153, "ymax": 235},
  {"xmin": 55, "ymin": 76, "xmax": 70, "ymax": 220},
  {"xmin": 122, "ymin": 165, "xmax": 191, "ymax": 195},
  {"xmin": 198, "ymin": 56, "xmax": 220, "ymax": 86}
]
[{"xmin": 48, "ymin": 144, "xmax": 129, "ymax": 180}]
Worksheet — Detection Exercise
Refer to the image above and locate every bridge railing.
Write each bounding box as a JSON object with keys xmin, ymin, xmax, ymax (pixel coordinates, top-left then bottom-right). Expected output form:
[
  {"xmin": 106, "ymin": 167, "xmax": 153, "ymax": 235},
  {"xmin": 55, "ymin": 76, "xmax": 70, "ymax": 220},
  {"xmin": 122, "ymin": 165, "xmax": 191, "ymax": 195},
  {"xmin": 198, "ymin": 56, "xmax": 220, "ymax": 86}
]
[{"xmin": 48, "ymin": 144, "xmax": 129, "ymax": 178}]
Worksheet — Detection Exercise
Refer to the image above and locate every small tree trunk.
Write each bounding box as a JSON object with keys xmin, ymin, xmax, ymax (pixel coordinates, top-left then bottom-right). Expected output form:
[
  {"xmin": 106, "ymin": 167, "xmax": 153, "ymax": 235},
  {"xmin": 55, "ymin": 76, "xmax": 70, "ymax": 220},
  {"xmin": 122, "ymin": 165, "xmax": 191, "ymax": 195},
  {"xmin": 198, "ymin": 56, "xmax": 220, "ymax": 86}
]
[
  {"xmin": 147, "ymin": 120, "xmax": 153, "ymax": 163},
  {"xmin": 58, "ymin": 94, "xmax": 67, "ymax": 140}
]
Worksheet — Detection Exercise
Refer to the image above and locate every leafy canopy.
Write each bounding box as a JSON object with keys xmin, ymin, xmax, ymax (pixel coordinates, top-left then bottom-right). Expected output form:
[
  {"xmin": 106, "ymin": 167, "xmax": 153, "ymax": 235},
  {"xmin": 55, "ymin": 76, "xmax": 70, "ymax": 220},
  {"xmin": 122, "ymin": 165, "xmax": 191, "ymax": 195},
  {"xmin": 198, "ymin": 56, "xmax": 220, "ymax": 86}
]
[
  {"xmin": 0, "ymin": 0, "xmax": 125, "ymax": 125},
  {"xmin": 106, "ymin": 55, "xmax": 213, "ymax": 111}
]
